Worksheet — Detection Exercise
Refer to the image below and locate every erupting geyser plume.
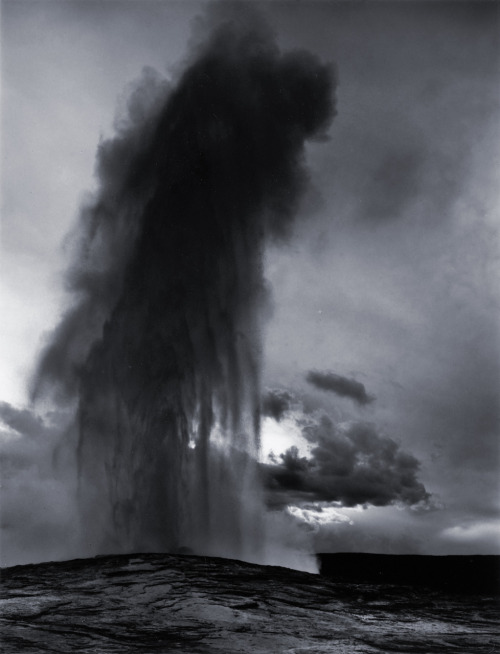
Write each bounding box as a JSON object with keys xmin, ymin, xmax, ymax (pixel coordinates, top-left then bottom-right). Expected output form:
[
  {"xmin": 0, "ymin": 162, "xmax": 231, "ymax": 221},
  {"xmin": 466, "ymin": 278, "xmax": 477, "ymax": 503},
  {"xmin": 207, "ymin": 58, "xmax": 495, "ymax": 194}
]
[{"xmin": 32, "ymin": 8, "xmax": 335, "ymax": 564}]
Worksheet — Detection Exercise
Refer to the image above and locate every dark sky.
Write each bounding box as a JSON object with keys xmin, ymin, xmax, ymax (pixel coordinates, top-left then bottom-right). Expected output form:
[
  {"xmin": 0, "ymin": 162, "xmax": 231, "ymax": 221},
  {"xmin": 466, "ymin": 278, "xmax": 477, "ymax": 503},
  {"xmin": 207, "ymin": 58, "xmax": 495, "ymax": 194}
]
[{"xmin": 1, "ymin": 1, "xmax": 499, "ymax": 566}]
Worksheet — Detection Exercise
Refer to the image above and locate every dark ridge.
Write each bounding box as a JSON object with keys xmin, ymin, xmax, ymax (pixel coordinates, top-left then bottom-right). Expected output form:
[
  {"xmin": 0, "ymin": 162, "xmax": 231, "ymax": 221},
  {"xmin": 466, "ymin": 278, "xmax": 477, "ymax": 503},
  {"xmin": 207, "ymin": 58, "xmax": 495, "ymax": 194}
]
[{"xmin": 318, "ymin": 553, "xmax": 500, "ymax": 595}]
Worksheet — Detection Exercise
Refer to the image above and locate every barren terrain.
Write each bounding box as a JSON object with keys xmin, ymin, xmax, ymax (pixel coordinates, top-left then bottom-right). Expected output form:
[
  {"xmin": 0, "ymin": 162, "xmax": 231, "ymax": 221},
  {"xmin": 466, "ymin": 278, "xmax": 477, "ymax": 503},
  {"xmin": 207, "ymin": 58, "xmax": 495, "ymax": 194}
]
[{"xmin": 1, "ymin": 553, "xmax": 498, "ymax": 653}]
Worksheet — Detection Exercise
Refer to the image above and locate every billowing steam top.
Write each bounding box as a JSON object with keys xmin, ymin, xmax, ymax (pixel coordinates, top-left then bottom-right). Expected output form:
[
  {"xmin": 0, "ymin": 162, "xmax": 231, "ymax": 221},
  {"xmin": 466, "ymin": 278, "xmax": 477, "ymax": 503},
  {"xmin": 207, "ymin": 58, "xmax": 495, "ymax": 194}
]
[{"xmin": 32, "ymin": 10, "xmax": 336, "ymax": 562}]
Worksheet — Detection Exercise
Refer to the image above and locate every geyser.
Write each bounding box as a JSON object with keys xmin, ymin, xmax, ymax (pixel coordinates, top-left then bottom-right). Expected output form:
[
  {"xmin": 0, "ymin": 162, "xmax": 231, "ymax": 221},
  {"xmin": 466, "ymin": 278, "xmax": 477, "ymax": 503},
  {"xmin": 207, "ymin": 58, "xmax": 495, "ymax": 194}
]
[{"xmin": 32, "ymin": 9, "xmax": 335, "ymax": 564}]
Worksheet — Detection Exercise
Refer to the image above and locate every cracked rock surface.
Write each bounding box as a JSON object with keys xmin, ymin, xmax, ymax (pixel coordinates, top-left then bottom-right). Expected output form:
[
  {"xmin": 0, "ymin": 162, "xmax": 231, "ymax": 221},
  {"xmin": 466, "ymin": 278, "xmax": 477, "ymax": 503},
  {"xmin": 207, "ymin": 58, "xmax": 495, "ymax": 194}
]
[{"xmin": 1, "ymin": 553, "xmax": 499, "ymax": 653}]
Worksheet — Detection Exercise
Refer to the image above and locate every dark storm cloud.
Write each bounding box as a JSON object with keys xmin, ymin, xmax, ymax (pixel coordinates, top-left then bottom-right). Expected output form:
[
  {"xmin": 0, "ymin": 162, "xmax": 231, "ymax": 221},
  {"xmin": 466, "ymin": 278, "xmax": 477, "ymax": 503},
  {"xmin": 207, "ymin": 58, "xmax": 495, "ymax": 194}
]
[
  {"xmin": 262, "ymin": 389, "xmax": 293, "ymax": 422},
  {"xmin": 268, "ymin": 0, "xmax": 499, "ymax": 548},
  {"xmin": 263, "ymin": 416, "xmax": 429, "ymax": 509},
  {"xmin": 306, "ymin": 370, "xmax": 374, "ymax": 405},
  {"xmin": 29, "ymin": 4, "xmax": 336, "ymax": 555}
]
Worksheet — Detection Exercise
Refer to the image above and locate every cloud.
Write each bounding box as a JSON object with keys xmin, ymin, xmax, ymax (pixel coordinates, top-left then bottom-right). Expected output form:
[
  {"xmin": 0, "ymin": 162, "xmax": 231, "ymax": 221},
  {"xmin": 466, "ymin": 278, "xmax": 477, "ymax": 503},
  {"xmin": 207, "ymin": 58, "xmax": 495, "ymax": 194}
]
[
  {"xmin": 360, "ymin": 148, "xmax": 424, "ymax": 223},
  {"xmin": 287, "ymin": 503, "xmax": 354, "ymax": 531},
  {"xmin": 261, "ymin": 5, "xmax": 499, "ymax": 543},
  {"xmin": 0, "ymin": 401, "xmax": 48, "ymax": 438},
  {"xmin": 440, "ymin": 521, "xmax": 500, "ymax": 551},
  {"xmin": 359, "ymin": 145, "xmax": 425, "ymax": 221},
  {"xmin": 0, "ymin": 402, "xmax": 80, "ymax": 567},
  {"xmin": 310, "ymin": 506, "xmax": 500, "ymax": 556},
  {"xmin": 261, "ymin": 389, "xmax": 293, "ymax": 422},
  {"xmin": 262, "ymin": 412, "xmax": 430, "ymax": 510},
  {"xmin": 306, "ymin": 370, "xmax": 374, "ymax": 405},
  {"xmin": 312, "ymin": 506, "xmax": 426, "ymax": 555}
]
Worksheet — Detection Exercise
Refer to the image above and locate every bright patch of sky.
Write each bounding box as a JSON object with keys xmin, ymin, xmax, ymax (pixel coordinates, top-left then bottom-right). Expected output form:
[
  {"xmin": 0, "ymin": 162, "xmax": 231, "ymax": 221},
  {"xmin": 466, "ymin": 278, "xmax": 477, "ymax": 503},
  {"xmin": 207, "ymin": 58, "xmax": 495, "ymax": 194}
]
[{"xmin": 260, "ymin": 415, "xmax": 311, "ymax": 463}]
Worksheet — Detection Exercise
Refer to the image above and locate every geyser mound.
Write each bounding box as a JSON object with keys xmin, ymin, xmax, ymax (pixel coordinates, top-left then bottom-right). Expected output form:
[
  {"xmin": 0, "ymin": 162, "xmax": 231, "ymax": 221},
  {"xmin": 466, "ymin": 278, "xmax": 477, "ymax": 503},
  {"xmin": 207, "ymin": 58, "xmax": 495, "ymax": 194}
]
[
  {"xmin": 31, "ymin": 8, "xmax": 336, "ymax": 564},
  {"xmin": 2, "ymin": 553, "xmax": 498, "ymax": 653}
]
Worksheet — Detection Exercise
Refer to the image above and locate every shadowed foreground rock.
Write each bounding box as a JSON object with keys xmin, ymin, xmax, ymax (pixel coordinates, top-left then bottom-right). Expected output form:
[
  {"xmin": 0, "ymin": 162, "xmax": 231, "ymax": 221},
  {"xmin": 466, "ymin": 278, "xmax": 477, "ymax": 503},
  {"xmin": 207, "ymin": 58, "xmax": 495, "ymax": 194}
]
[{"xmin": 1, "ymin": 553, "xmax": 499, "ymax": 653}]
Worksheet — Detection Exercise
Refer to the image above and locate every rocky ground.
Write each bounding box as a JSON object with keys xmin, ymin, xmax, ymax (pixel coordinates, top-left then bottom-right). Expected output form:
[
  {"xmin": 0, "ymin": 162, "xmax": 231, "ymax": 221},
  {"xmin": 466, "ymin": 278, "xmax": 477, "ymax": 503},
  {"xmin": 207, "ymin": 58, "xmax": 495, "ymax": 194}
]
[{"xmin": 1, "ymin": 553, "xmax": 499, "ymax": 653}]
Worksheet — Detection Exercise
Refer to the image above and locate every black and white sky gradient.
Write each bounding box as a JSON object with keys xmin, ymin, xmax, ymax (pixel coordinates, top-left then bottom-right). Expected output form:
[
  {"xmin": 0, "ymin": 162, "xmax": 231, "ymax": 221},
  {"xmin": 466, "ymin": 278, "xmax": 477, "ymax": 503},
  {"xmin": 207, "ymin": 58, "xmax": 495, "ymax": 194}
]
[{"xmin": 1, "ymin": 1, "xmax": 499, "ymax": 566}]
